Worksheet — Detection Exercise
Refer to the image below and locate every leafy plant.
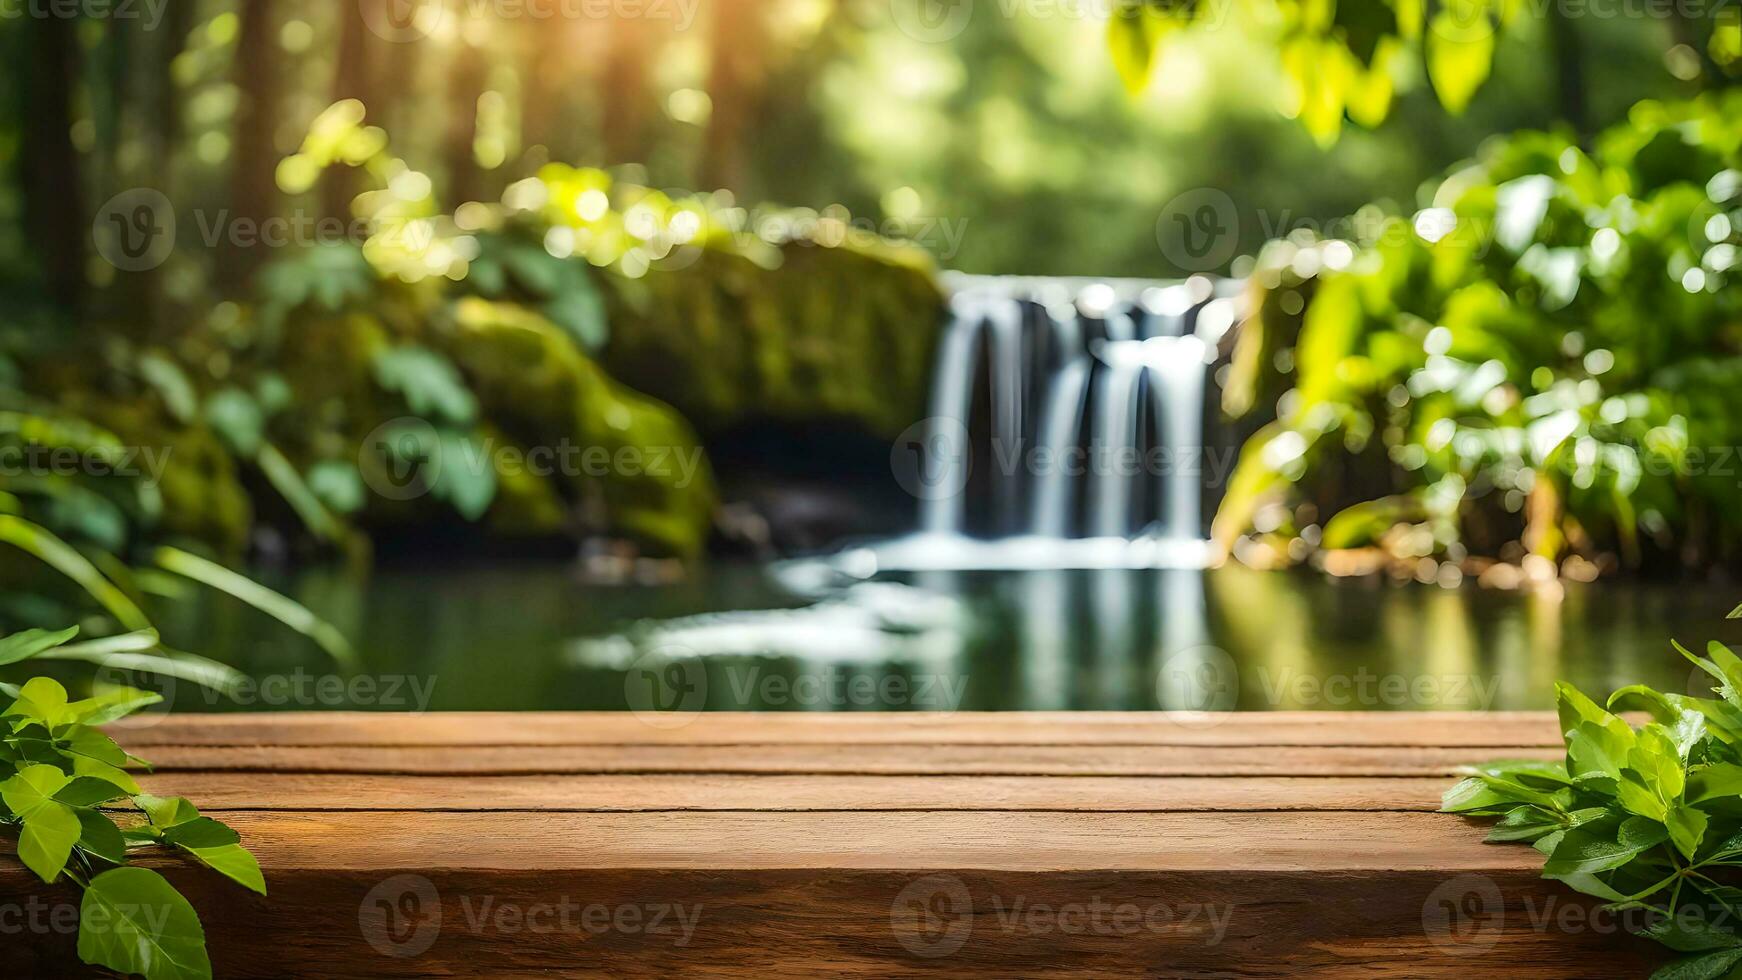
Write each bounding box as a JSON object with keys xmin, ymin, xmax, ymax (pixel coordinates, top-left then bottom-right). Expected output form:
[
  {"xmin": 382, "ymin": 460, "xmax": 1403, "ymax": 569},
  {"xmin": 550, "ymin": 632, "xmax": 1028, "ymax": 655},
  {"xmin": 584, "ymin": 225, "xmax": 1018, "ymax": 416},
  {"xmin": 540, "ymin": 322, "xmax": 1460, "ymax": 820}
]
[
  {"xmin": 1109, "ymin": 0, "xmax": 1736, "ymax": 143},
  {"xmin": 1217, "ymin": 92, "xmax": 1742, "ymax": 572},
  {"xmin": 0, "ymin": 627, "xmax": 262, "ymax": 980},
  {"xmin": 1446, "ymin": 614, "xmax": 1742, "ymax": 977}
]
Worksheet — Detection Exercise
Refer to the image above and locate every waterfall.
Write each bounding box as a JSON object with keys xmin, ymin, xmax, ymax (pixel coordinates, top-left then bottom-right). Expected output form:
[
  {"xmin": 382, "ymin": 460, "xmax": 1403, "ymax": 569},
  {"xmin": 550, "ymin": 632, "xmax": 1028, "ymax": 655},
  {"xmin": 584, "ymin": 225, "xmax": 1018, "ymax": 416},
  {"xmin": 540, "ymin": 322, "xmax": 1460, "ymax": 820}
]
[
  {"xmin": 1089, "ymin": 352, "xmax": 1144, "ymax": 538},
  {"xmin": 1030, "ymin": 358, "xmax": 1089, "ymax": 537},
  {"xmin": 851, "ymin": 276, "xmax": 1241, "ymax": 573},
  {"xmin": 1151, "ymin": 335, "xmax": 1208, "ymax": 543},
  {"xmin": 918, "ymin": 293, "xmax": 1025, "ymax": 535}
]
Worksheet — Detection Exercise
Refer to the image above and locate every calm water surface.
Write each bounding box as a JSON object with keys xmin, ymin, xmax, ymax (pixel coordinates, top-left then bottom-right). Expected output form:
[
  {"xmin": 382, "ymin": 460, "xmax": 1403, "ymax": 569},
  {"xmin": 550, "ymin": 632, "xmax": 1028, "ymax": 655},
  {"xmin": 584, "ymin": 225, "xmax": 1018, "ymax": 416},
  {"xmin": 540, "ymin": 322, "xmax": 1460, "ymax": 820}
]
[{"xmin": 145, "ymin": 560, "xmax": 1742, "ymax": 714}]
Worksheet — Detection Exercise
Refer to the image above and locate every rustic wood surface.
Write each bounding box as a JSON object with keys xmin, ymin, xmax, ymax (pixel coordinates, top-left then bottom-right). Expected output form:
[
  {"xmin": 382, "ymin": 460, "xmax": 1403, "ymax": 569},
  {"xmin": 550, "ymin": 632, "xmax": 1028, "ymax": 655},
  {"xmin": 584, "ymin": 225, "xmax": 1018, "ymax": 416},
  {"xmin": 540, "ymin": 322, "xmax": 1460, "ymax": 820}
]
[{"xmin": 0, "ymin": 712, "xmax": 1662, "ymax": 977}]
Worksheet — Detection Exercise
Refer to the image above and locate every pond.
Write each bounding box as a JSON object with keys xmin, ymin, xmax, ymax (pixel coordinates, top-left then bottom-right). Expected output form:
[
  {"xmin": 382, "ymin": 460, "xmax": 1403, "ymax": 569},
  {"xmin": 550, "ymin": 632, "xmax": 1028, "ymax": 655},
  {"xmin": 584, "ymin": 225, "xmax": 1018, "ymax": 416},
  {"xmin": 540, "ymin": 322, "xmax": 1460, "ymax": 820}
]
[{"xmin": 146, "ymin": 559, "xmax": 1742, "ymax": 715}]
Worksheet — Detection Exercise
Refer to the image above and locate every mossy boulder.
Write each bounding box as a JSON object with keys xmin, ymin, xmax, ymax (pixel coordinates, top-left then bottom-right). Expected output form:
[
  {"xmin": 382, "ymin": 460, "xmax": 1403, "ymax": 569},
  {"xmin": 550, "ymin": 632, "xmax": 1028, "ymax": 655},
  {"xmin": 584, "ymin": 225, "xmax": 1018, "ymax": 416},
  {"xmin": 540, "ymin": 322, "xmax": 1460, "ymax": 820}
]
[
  {"xmin": 67, "ymin": 398, "xmax": 254, "ymax": 556},
  {"xmin": 436, "ymin": 298, "xmax": 716, "ymax": 558},
  {"xmin": 600, "ymin": 238, "xmax": 946, "ymax": 440}
]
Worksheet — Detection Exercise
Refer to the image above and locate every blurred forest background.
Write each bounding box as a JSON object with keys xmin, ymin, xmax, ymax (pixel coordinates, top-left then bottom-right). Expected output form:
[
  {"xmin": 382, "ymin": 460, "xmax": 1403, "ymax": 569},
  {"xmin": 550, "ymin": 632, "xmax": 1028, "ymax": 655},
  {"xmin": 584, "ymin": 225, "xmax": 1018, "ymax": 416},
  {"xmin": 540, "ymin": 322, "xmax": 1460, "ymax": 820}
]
[{"xmin": 0, "ymin": 0, "xmax": 1714, "ymax": 321}]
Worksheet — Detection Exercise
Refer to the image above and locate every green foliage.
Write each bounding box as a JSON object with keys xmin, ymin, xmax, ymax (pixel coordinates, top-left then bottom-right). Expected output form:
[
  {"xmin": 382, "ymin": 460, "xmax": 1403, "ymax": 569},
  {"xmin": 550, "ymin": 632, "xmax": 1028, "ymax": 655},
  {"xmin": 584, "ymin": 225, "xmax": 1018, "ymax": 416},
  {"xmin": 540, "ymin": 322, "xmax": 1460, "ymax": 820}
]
[
  {"xmin": 1109, "ymin": 0, "xmax": 1732, "ymax": 143},
  {"xmin": 1216, "ymin": 93, "xmax": 1742, "ymax": 570},
  {"xmin": 0, "ymin": 627, "xmax": 260, "ymax": 980},
  {"xmin": 1446, "ymin": 635, "xmax": 1742, "ymax": 978}
]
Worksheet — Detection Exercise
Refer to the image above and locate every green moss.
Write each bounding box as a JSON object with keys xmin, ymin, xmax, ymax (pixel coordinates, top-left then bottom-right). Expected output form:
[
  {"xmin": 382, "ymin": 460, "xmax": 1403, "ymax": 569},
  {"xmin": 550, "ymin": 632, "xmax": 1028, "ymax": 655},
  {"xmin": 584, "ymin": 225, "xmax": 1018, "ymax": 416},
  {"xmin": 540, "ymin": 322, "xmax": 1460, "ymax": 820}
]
[
  {"xmin": 600, "ymin": 239, "xmax": 946, "ymax": 440},
  {"xmin": 69, "ymin": 398, "xmax": 254, "ymax": 557},
  {"xmin": 439, "ymin": 299, "xmax": 716, "ymax": 558}
]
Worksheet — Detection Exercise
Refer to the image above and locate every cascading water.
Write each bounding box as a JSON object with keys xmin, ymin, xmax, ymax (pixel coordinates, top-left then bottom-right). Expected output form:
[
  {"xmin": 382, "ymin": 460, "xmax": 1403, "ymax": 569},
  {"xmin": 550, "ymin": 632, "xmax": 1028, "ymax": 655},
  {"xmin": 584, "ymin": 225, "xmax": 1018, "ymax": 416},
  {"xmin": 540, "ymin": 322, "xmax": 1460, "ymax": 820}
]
[{"xmin": 857, "ymin": 276, "xmax": 1242, "ymax": 572}]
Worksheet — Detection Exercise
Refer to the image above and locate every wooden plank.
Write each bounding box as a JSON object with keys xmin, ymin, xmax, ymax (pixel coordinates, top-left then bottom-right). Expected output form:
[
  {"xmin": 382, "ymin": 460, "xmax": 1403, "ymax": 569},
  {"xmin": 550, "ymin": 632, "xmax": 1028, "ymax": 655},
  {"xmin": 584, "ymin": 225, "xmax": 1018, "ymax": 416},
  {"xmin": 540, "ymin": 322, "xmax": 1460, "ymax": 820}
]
[
  {"xmin": 2, "ymin": 712, "xmax": 1657, "ymax": 976},
  {"xmin": 109, "ymin": 710, "xmax": 1570, "ymax": 748},
  {"xmin": 132, "ymin": 773, "xmax": 1457, "ymax": 812},
  {"xmin": 0, "ymin": 866, "xmax": 1660, "ymax": 978},
  {"xmin": 10, "ymin": 810, "xmax": 1558, "ymax": 872},
  {"xmin": 128, "ymin": 742, "xmax": 1562, "ymax": 776}
]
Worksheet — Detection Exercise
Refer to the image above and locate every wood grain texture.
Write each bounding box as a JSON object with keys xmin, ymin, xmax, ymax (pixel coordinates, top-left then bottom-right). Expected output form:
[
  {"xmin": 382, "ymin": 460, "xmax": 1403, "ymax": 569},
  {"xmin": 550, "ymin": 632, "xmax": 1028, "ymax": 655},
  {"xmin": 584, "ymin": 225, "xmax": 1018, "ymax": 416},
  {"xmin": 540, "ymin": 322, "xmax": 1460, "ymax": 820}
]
[
  {"xmin": 130, "ymin": 772, "xmax": 1457, "ymax": 812},
  {"xmin": 109, "ymin": 710, "xmax": 1572, "ymax": 748},
  {"xmin": 126, "ymin": 742, "xmax": 1563, "ymax": 776},
  {"xmin": 6, "ymin": 710, "xmax": 1658, "ymax": 977}
]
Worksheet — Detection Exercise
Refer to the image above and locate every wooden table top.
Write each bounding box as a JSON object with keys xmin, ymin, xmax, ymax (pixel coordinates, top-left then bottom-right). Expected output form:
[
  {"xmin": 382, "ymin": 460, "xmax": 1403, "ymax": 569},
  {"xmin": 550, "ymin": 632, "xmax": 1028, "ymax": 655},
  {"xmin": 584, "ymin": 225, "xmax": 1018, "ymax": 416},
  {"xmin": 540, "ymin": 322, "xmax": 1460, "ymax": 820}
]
[{"xmin": 1, "ymin": 711, "xmax": 1663, "ymax": 977}]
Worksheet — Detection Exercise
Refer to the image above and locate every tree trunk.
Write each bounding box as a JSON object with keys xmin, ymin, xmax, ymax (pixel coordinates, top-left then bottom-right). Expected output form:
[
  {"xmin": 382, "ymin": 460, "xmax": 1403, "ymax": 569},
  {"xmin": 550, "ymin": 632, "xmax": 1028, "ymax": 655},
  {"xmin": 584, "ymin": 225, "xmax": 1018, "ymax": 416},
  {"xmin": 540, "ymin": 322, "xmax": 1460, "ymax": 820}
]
[
  {"xmin": 20, "ymin": 15, "xmax": 85, "ymax": 317},
  {"xmin": 444, "ymin": 39, "xmax": 487, "ymax": 206},
  {"xmin": 225, "ymin": 0, "xmax": 281, "ymax": 289},
  {"xmin": 1547, "ymin": 10, "xmax": 1587, "ymax": 140},
  {"xmin": 601, "ymin": 19, "xmax": 654, "ymax": 166},
  {"xmin": 700, "ymin": 0, "xmax": 763, "ymax": 191},
  {"xmin": 323, "ymin": 0, "xmax": 377, "ymax": 219}
]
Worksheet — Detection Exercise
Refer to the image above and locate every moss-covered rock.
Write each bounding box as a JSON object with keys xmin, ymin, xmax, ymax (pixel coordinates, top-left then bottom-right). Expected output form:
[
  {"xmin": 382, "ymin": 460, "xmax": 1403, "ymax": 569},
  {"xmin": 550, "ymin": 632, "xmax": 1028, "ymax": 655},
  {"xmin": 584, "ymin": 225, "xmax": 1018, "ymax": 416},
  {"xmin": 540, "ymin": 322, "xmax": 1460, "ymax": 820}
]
[
  {"xmin": 437, "ymin": 298, "xmax": 716, "ymax": 558},
  {"xmin": 600, "ymin": 238, "xmax": 946, "ymax": 440},
  {"xmin": 69, "ymin": 398, "xmax": 254, "ymax": 556}
]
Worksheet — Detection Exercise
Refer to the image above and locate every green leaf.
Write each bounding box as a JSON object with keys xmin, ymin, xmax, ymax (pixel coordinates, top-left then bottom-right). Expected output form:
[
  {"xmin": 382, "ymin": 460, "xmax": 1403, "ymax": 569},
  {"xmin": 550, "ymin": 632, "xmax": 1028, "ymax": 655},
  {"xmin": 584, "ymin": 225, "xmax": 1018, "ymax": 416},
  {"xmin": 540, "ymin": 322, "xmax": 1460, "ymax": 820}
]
[
  {"xmin": 138, "ymin": 802, "xmax": 264, "ymax": 895},
  {"xmin": 1668, "ymin": 804, "xmax": 1711, "ymax": 860},
  {"xmin": 1642, "ymin": 911, "xmax": 1742, "ymax": 952},
  {"xmin": 307, "ymin": 460, "xmax": 366, "ymax": 516},
  {"xmin": 154, "ymin": 547, "xmax": 356, "ymax": 669},
  {"xmin": 1651, "ymin": 947, "xmax": 1742, "ymax": 980},
  {"xmin": 5, "ymin": 676, "xmax": 74, "ymax": 730},
  {"xmin": 1543, "ymin": 816, "xmax": 1668, "ymax": 876},
  {"xmin": 71, "ymin": 684, "xmax": 166, "ymax": 726},
  {"xmin": 61, "ymin": 726, "xmax": 129, "ymax": 767},
  {"xmin": 1425, "ymin": 0, "xmax": 1495, "ymax": 114},
  {"xmin": 0, "ymin": 626, "xmax": 79, "ymax": 665},
  {"xmin": 435, "ymin": 430, "xmax": 496, "ymax": 520},
  {"xmin": 136, "ymin": 794, "xmax": 201, "ymax": 829},
  {"xmin": 78, "ymin": 867, "xmax": 212, "ymax": 980},
  {"xmin": 202, "ymin": 388, "xmax": 264, "ymax": 457},
  {"xmin": 163, "ymin": 817, "xmax": 240, "ymax": 849},
  {"xmin": 55, "ymin": 776, "xmax": 130, "ymax": 807},
  {"xmin": 1691, "ymin": 764, "xmax": 1742, "ymax": 804},
  {"xmin": 371, "ymin": 345, "xmax": 478, "ymax": 425},
  {"xmin": 183, "ymin": 843, "xmax": 266, "ymax": 896},
  {"xmin": 75, "ymin": 808, "xmax": 127, "ymax": 864},
  {"xmin": 1485, "ymin": 805, "xmax": 1560, "ymax": 842},
  {"xmin": 0, "ymin": 515, "xmax": 151, "ymax": 630},
  {"xmin": 1, "ymin": 763, "xmax": 81, "ymax": 882}
]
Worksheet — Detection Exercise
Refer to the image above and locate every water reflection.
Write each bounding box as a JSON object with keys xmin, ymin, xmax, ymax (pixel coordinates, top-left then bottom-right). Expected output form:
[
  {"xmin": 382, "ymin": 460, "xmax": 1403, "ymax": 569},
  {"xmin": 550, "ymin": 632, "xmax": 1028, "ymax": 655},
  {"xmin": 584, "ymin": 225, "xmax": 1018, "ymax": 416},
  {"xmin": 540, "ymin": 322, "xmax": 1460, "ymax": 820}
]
[{"xmin": 160, "ymin": 561, "xmax": 1741, "ymax": 713}]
